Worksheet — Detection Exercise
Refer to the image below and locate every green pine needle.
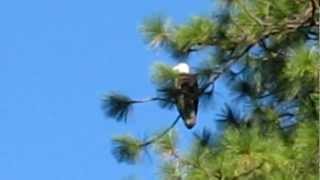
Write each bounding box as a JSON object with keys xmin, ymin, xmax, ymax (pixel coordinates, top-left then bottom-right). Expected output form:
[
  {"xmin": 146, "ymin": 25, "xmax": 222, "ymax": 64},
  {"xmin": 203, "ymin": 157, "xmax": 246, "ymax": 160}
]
[
  {"xmin": 174, "ymin": 16, "xmax": 216, "ymax": 52},
  {"xmin": 150, "ymin": 63, "xmax": 180, "ymax": 109},
  {"xmin": 112, "ymin": 135, "xmax": 143, "ymax": 164},
  {"xmin": 160, "ymin": 162, "xmax": 181, "ymax": 180},
  {"xmin": 102, "ymin": 92, "xmax": 133, "ymax": 122},
  {"xmin": 285, "ymin": 46, "xmax": 319, "ymax": 81},
  {"xmin": 151, "ymin": 63, "xmax": 179, "ymax": 87},
  {"xmin": 155, "ymin": 130, "xmax": 178, "ymax": 156},
  {"xmin": 140, "ymin": 16, "xmax": 173, "ymax": 49}
]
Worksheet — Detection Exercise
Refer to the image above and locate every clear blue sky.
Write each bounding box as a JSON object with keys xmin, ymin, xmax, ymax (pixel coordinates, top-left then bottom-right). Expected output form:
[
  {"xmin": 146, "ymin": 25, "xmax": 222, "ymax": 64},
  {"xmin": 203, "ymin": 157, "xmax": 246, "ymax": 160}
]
[{"xmin": 0, "ymin": 1, "xmax": 222, "ymax": 179}]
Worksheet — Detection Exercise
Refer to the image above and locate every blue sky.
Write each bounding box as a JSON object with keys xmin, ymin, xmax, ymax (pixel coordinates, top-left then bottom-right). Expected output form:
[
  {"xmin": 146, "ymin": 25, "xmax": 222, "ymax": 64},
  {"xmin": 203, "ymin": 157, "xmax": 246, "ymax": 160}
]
[{"xmin": 0, "ymin": 0, "xmax": 222, "ymax": 179}]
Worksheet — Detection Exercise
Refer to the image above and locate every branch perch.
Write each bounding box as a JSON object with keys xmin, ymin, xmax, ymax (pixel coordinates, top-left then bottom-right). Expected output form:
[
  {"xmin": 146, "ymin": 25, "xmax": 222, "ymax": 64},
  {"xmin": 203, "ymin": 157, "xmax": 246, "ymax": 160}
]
[{"xmin": 140, "ymin": 115, "xmax": 181, "ymax": 147}]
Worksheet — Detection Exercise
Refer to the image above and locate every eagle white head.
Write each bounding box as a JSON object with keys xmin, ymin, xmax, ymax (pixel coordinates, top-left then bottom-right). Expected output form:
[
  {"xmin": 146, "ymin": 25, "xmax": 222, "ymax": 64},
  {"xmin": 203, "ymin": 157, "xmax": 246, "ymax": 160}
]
[{"xmin": 173, "ymin": 62, "xmax": 190, "ymax": 74}]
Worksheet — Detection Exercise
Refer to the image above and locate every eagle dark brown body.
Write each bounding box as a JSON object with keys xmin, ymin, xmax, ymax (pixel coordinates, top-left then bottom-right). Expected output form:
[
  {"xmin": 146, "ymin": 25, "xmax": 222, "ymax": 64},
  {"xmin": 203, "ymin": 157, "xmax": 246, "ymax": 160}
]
[{"xmin": 175, "ymin": 73, "xmax": 199, "ymax": 129}]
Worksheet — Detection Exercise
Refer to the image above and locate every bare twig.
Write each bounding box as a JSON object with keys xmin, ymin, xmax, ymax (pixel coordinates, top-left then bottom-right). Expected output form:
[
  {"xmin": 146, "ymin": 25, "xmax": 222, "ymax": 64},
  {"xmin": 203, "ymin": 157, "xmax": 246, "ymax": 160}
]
[
  {"xmin": 131, "ymin": 97, "xmax": 174, "ymax": 104},
  {"xmin": 140, "ymin": 115, "xmax": 181, "ymax": 147}
]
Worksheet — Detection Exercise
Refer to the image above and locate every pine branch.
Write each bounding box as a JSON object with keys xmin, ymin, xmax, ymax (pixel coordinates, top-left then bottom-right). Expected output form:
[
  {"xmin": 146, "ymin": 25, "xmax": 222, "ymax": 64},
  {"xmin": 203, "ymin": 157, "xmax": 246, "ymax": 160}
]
[
  {"xmin": 155, "ymin": 129, "xmax": 178, "ymax": 156},
  {"xmin": 200, "ymin": 44, "xmax": 254, "ymax": 94},
  {"xmin": 279, "ymin": 112, "xmax": 295, "ymax": 118},
  {"xmin": 199, "ymin": 4, "xmax": 317, "ymax": 95},
  {"xmin": 141, "ymin": 115, "xmax": 181, "ymax": 147},
  {"xmin": 111, "ymin": 116, "xmax": 181, "ymax": 164},
  {"xmin": 102, "ymin": 92, "xmax": 174, "ymax": 122},
  {"xmin": 235, "ymin": 0, "xmax": 264, "ymax": 26}
]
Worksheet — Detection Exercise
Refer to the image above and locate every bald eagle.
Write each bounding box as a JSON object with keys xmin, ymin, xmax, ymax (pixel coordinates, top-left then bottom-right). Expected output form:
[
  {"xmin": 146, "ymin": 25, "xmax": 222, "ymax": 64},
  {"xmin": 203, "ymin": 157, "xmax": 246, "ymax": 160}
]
[{"xmin": 173, "ymin": 63, "xmax": 199, "ymax": 129}]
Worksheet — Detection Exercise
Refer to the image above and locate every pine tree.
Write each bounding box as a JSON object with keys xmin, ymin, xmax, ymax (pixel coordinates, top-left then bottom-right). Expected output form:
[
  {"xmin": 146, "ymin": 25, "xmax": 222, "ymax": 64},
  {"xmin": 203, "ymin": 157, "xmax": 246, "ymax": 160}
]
[{"xmin": 102, "ymin": 0, "xmax": 319, "ymax": 179}]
